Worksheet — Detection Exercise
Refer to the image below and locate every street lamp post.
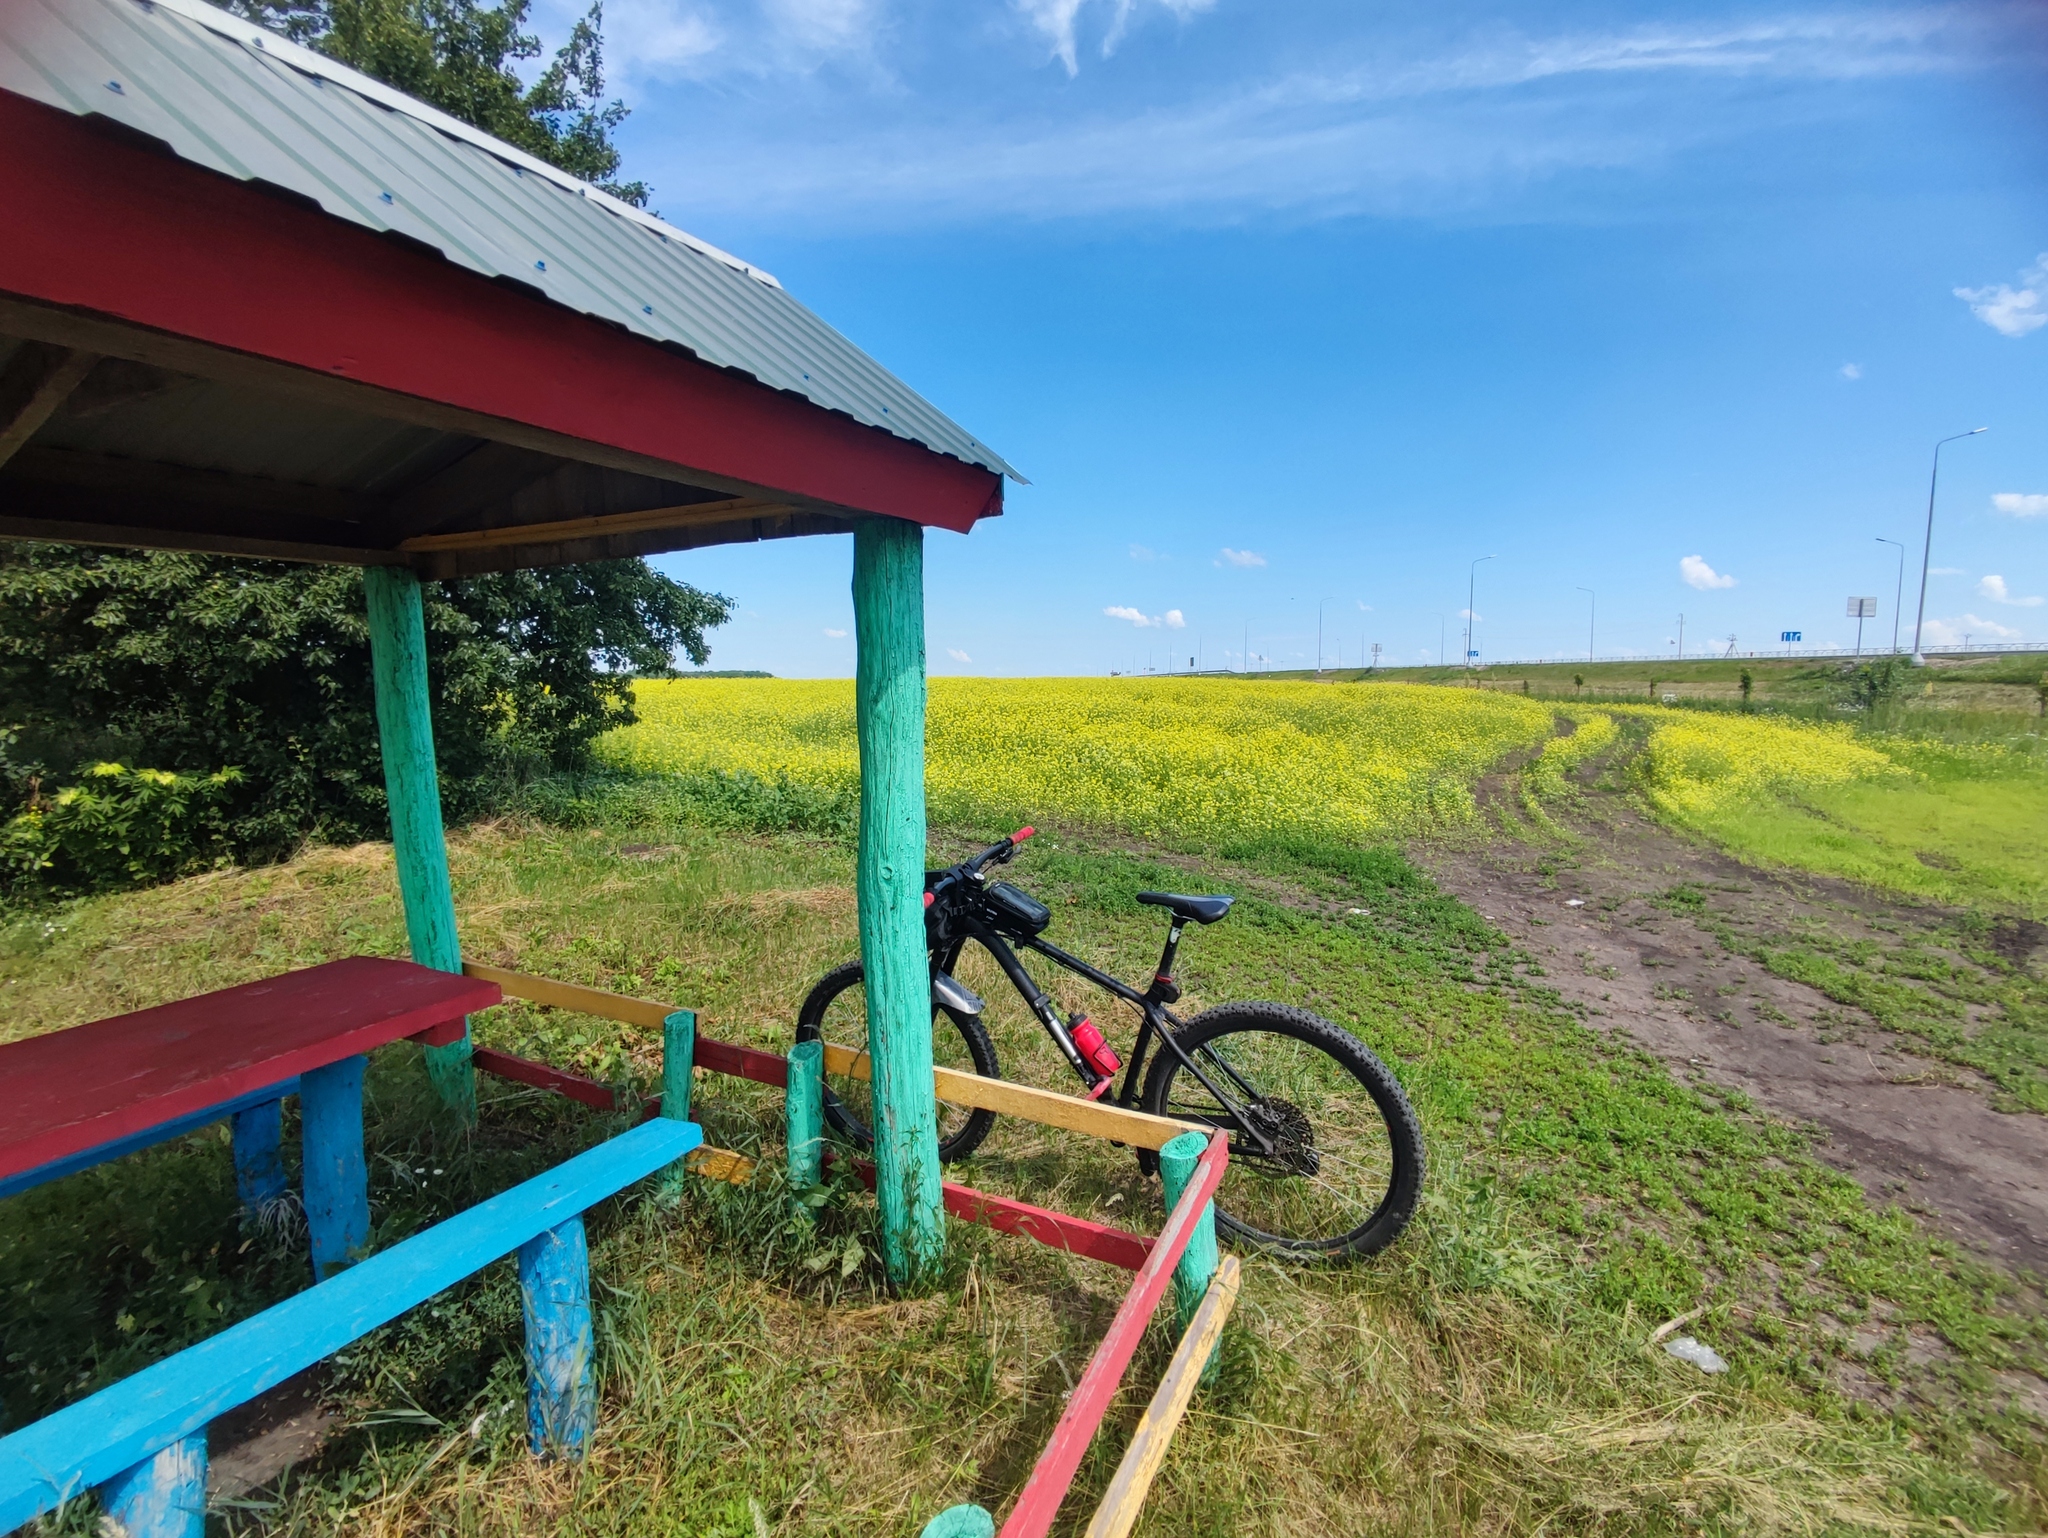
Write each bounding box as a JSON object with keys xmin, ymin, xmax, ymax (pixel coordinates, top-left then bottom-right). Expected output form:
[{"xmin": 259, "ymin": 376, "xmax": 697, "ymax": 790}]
[
  {"xmin": 1576, "ymin": 587, "xmax": 1595, "ymax": 662},
  {"xmin": 1912, "ymin": 428, "xmax": 1988, "ymax": 664},
  {"xmin": 1316, "ymin": 596, "xmax": 1339, "ymax": 677},
  {"xmin": 1875, "ymin": 537, "xmax": 1906, "ymax": 655},
  {"xmin": 1465, "ymin": 556, "xmax": 1495, "ymax": 669}
]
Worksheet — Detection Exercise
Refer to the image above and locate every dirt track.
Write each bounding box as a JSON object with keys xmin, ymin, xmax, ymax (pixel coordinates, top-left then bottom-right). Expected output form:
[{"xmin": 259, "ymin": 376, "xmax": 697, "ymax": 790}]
[{"xmin": 1414, "ymin": 760, "xmax": 2048, "ymax": 1277}]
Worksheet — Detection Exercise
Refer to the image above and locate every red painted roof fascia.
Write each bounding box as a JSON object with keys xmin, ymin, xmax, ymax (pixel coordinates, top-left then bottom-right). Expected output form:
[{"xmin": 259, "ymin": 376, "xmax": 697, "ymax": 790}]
[{"xmin": 0, "ymin": 91, "xmax": 1002, "ymax": 533}]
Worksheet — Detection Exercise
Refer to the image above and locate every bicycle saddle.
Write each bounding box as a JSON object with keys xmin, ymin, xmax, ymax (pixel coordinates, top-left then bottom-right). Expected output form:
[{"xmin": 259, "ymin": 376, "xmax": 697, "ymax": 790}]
[{"xmin": 1135, "ymin": 891, "xmax": 1236, "ymax": 925}]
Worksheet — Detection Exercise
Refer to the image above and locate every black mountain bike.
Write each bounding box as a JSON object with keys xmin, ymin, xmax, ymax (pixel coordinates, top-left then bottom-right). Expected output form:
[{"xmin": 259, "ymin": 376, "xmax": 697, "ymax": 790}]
[{"xmin": 795, "ymin": 828, "xmax": 1425, "ymax": 1259}]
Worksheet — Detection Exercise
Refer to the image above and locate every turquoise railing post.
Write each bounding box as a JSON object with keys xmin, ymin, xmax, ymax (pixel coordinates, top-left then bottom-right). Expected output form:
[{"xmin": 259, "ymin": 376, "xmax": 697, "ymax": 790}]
[
  {"xmin": 662, "ymin": 1009, "xmax": 696, "ymax": 1123},
  {"xmin": 362, "ymin": 565, "xmax": 473, "ymax": 1123},
  {"xmin": 229, "ymin": 1097, "xmax": 286, "ymax": 1213},
  {"xmin": 919, "ymin": 1504, "xmax": 994, "ymax": 1538},
  {"xmin": 786, "ymin": 1038, "xmax": 823, "ymax": 1209},
  {"xmin": 300, "ymin": 1056, "xmax": 369, "ymax": 1281},
  {"xmin": 97, "ymin": 1430, "xmax": 205, "ymax": 1538},
  {"xmin": 1157, "ymin": 1132, "xmax": 1222, "ymax": 1378},
  {"xmin": 851, "ymin": 516, "xmax": 945, "ymax": 1288},
  {"xmin": 517, "ymin": 1215, "xmax": 596, "ymax": 1459}
]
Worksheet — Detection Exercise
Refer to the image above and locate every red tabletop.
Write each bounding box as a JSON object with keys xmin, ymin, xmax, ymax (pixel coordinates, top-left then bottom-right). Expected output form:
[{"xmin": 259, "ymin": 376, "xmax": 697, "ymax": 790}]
[{"xmin": 0, "ymin": 957, "xmax": 501, "ymax": 1180}]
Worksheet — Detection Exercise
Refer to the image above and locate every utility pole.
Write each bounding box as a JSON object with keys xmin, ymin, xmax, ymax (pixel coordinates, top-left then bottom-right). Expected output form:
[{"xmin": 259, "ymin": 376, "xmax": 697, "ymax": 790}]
[
  {"xmin": 1466, "ymin": 556, "xmax": 1495, "ymax": 669},
  {"xmin": 1677, "ymin": 613, "xmax": 1684, "ymax": 660},
  {"xmin": 1913, "ymin": 428, "xmax": 1988, "ymax": 664},
  {"xmin": 1875, "ymin": 537, "xmax": 1906, "ymax": 655},
  {"xmin": 1576, "ymin": 586, "xmax": 1595, "ymax": 662},
  {"xmin": 1316, "ymin": 596, "xmax": 1338, "ymax": 677}
]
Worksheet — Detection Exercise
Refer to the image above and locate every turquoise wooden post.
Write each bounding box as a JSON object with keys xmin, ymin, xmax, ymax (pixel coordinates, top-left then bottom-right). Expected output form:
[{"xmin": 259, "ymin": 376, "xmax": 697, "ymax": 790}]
[
  {"xmin": 662, "ymin": 1010, "xmax": 695, "ymax": 1122},
  {"xmin": 919, "ymin": 1504, "xmax": 994, "ymax": 1538},
  {"xmin": 517, "ymin": 1215, "xmax": 596, "ymax": 1459},
  {"xmin": 851, "ymin": 517, "xmax": 945, "ymax": 1288},
  {"xmin": 97, "ymin": 1430, "xmax": 205, "ymax": 1538},
  {"xmin": 786, "ymin": 1038, "xmax": 823, "ymax": 1204},
  {"xmin": 362, "ymin": 566, "xmax": 473, "ymax": 1123},
  {"xmin": 229, "ymin": 1098, "xmax": 286, "ymax": 1213},
  {"xmin": 1157, "ymin": 1131, "xmax": 1221, "ymax": 1370},
  {"xmin": 301, "ymin": 1056, "xmax": 369, "ymax": 1281}
]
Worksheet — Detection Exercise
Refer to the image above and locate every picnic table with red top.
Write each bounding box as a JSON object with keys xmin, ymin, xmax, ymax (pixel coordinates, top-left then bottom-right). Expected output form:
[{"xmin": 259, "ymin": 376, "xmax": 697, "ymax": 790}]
[{"xmin": 0, "ymin": 957, "xmax": 501, "ymax": 1278}]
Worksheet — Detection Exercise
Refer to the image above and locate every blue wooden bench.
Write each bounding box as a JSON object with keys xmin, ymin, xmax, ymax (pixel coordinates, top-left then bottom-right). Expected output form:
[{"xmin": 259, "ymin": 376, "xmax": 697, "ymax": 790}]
[{"xmin": 0, "ymin": 1114, "xmax": 703, "ymax": 1536}]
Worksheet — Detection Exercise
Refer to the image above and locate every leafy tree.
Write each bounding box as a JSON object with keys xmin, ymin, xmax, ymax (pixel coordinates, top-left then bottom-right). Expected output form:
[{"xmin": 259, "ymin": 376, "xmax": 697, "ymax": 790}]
[
  {"xmin": 234, "ymin": 0, "xmax": 648, "ymax": 204},
  {"xmin": 0, "ymin": 552, "xmax": 729, "ymax": 893}
]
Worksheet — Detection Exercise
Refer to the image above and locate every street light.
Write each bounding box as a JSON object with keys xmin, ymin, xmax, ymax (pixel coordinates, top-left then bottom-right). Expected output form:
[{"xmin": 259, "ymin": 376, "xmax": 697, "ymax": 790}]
[
  {"xmin": 1576, "ymin": 587, "xmax": 1595, "ymax": 662},
  {"xmin": 1316, "ymin": 596, "xmax": 1339, "ymax": 677},
  {"xmin": 1875, "ymin": 537, "xmax": 1906, "ymax": 655},
  {"xmin": 1465, "ymin": 556, "xmax": 1495, "ymax": 669},
  {"xmin": 1911, "ymin": 428, "xmax": 1988, "ymax": 664}
]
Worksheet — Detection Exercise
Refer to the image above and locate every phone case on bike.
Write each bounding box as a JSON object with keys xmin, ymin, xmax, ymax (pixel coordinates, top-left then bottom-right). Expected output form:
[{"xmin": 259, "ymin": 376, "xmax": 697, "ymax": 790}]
[{"xmin": 984, "ymin": 881, "xmax": 1052, "ymax": 936}]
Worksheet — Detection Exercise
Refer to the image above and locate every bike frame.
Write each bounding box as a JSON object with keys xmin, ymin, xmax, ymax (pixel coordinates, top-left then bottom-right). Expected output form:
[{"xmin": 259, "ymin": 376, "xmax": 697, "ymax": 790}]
[{"xmin": 933, "ymin": 915, "xmax": 1282, "ymax": 1159}]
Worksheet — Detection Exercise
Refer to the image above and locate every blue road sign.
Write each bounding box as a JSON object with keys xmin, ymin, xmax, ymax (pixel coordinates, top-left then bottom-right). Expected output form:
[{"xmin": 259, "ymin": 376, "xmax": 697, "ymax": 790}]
[{"xmin": 1781, "ymin": 631, "xmax": 1802, "ymax": 642}]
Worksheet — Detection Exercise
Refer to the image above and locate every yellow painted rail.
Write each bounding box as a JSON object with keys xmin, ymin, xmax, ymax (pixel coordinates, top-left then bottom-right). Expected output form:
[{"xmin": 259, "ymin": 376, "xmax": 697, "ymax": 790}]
[
  {"xmin": 463, "ymin": 961, "xmax": 1205, "ymax": 1151},
  {"xmin": 1082, "ymin": 1254, "xmax": 1244, "ymax": 1538}
]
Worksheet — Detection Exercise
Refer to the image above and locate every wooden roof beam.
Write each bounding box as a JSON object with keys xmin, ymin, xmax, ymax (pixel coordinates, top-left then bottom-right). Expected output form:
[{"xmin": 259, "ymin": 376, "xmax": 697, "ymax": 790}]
[{"xmin": 0, "ymin": 343, "xmax": 99, "ymax": 470}]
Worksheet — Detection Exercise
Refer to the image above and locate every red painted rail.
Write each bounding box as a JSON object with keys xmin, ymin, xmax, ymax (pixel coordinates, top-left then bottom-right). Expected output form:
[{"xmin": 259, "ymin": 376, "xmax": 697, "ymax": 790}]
[
  {"xmin": 996, "ymin": 1132, "xmax": 1228, "ymax": 1538},
  {"xmin": 472, "ymin": 1048, "xmax": 1158, "ymax": 1272}
]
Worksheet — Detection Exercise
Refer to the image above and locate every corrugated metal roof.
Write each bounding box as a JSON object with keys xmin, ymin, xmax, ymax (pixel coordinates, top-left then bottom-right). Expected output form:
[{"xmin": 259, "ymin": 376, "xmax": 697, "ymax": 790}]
[{"xmin": 0, "ymin": 0, "xmax": 1020, "ymax": 482}]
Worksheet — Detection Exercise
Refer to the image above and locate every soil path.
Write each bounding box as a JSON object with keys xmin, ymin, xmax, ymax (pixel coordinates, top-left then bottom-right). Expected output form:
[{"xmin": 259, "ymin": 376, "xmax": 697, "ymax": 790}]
[{"xmin": 1414, "ymin": 755, "xmax": 2048, "ymax": 1277}]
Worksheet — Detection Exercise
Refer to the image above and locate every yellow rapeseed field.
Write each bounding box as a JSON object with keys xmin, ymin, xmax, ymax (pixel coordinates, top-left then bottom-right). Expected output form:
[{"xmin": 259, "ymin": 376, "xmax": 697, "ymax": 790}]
[
  {"xmin": 604, "ymin": 677, "xmax": 1553, "ymax": 843},
  {"xmin": 1619, "ymin": 705, "xmax": 1906, "ymax": 820}
]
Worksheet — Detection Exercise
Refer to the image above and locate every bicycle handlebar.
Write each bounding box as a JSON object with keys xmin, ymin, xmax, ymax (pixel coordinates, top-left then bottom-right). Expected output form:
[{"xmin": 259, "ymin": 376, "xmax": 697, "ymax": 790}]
[{"xmin": 964, "ymin": 825, "xmax": 1035, "ymax": 877}]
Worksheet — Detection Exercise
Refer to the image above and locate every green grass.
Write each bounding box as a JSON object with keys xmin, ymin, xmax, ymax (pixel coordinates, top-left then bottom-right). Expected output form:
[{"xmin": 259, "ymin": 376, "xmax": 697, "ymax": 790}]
[{"xmin": 5, "ymin": 785, "xmax": 2047, "ymax": 1534}]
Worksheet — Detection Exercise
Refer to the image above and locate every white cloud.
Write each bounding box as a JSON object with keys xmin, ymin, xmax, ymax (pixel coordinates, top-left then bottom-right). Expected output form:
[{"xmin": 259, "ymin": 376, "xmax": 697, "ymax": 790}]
[
  {"xmin": 1105, "ymin": 604, "xmax": 1186, "ymax": 628},
  {"xmin": 1956, "ymin": 254, "xmax": 2047, "ymax": 338},
  {"xmin": 1129, "ymin": 543, "xmax": 1158, "ymax": 561},
  {"xmin": 1922, "ymin": 613, "xmax": 2023, "ymax": 646},
  {"xmin": 1839, "ymin": 362, "xmax": 1861, "ymax": 380},
  {"xmin": 823, "ymin": 627, "xmax": 848, "ymax": 638},
  {"xmin": 1356, "ymin": 599, "xmax": 1373, "ymax": 611},
  {"xmin": 1680, "ymin": 554, "xmax": 1737, "ymax": 590},
  {"xmin": 1018, "ymin": 0, "xmax": 1216, "ymax": 77},
  {"xmin": 946, "ymin": 647, "xmax": 973, "ymax": 662},
  {"xmin": 595, "ymin": 0, "xmax": 722, "ymax": 79},
  {"xmin": 642, "ymin": 9, "xmax": 1990, "ymax": 232},
  {"xmin": 1993, "ymin": 493, "xmax": 2048, "ymax": 518},
  {"xmin": 1457, "ymin": 607, "xmax": 1482, "ymax": 622},
  {"xmin": 1217, "ymin": 548, "xmax": 1266, "ymax": 568},
  {"xmin": 1978, "ymin": 575, "xmax": 2042, "ymax": 607}
]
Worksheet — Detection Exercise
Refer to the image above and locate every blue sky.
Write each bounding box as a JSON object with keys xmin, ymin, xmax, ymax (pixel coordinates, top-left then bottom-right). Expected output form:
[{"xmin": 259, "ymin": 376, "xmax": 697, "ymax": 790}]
[{"xmin": 538, "ymin": 0, "xmax": 2047, "ymax": 674}]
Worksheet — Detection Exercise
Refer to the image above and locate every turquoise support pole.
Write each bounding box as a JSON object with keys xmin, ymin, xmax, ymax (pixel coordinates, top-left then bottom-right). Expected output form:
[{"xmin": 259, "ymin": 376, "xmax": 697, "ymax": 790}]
[
  {"xmin": 786, "ymin": 1038, "xmax": 823, "ymax": 1206},
  {"xmin": 301, "ymin": 1056, "xmax": 369, "ymax": 1281},
  {"xmin": 1157, "ymin": 1131, "xmax": 1221, "ymax": 1377},
  {"xmin": 362, "ymin": 566, "xmax": 473, "ymax": 1122},
  {"xmin": 518, "ymin": 1215, "xmax": 596, "ymax": 1459},
  {"xmin": 98, "ymin": 1432, "xmax": 206, "ymax": 1538},
  {"xmin": 662, "ymin": 1010, "xmax": 696, "ymax": 1123},
  {"xmin": 851, "ymin": 517, "xmax": 944, "ymax": 1288}
]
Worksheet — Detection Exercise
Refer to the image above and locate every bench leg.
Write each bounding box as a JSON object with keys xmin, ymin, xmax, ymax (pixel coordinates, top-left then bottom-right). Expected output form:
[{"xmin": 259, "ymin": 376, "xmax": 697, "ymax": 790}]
[
  {"xmin": 230, "ymin": 1098, "xmax": 287, "ymax": 1214},
  {"xmin": 300, "ymin": 1056, "xmax": 369, "ymax": 1281},
  {"xmin": 98, "ymin": 1430, "xmax": 206, "ymax": 1538},
  {"xmin": 518, "ymin": 1215, "xmax": 595, "ymax": 1460}
]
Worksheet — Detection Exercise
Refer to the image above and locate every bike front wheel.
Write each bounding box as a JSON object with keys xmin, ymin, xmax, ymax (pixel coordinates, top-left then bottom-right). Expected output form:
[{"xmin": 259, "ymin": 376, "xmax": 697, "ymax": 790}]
[
  {"xmin": 1140, "ymin": 1002, "xmax": 1423, "ymax": 1258},
  {"xmin": 793, "ymin": 961, "xmax": 1001, "ymax": 1164}
]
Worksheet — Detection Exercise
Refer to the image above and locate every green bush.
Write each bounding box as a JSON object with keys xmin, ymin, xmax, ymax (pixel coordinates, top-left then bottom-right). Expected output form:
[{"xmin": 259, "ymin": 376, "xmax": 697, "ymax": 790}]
[
  {"xmin": 0, "ymin": 549, "xmax": 731, "ymax": 901},
  {"xmin": 1, "ymin": 762, "xmax": 243, "ymax": 899}
]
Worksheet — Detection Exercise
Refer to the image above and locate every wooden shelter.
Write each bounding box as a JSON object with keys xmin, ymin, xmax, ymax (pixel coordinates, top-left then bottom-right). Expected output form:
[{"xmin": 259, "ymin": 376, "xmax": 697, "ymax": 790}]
[{"xmin": 0, "ymin": 0, "xmax": 1020, "ymax": 1284}]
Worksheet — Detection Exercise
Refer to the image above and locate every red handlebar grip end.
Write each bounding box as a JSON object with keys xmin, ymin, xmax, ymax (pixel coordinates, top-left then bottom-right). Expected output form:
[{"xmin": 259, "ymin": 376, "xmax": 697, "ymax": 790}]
[
  {"xmin": 1012, "ymin": 826, "xmax": 1036, "ymax": 843},
  {"xmin": 923, "ymin": 891, "xmax": 935, "ymax": 908}
]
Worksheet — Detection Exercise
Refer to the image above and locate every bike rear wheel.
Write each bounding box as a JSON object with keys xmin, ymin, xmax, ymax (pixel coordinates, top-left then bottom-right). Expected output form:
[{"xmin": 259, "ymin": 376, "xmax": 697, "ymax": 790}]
[
  {"xmin": 794, "ymin": 960, "xmax": 1001, "ymax": 1163},
  {"xmin": 1140, "ymin": 1001, "xmax": 1423, "ymax": 1258}
]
